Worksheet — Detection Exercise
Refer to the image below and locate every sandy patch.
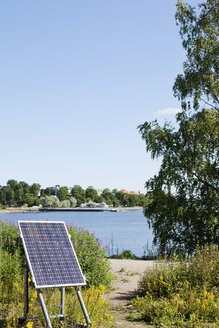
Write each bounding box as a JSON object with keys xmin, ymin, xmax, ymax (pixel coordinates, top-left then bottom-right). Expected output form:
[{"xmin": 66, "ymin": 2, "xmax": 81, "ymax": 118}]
[
  {"xmin": 107, "ymin": 259, "xmax": 160, "ymax": 327},
  {"xmin": 109, "ymin": 259, "xmax": 159, "ymax": 305}
]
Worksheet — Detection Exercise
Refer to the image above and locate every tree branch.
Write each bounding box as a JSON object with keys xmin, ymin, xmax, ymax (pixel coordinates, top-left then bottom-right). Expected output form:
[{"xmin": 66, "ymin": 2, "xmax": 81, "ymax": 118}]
[
  {"xmin": 200, "ymin": 98, "xmax": 219, "ymax": 111},
  {"xmin": 178, "ymin": 155, "xmax": 219, "ymax": 193}
]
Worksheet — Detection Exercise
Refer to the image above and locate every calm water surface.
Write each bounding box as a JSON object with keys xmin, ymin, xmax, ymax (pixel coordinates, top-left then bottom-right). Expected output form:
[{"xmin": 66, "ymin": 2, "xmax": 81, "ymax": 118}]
[{"xmin": 0, "ymin": 210, "xmax": 153, "ymax": 257}]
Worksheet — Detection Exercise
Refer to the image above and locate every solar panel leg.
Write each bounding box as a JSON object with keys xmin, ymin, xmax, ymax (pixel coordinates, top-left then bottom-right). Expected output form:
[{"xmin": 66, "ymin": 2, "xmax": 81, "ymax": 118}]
[
  {"xmin": 75, "ymin": 286, "xmax": 91, "ymax": 326},
  {"xmin": 37, "ymin": 289, "xmax": 52, "ymax": 328},
  {"xmin": 61, "ymin": 287, "xmax": 65, "ymax": 317},
  {"xmin": 24, "ymin": 260, "xmax": 29, "ymax": 317}
]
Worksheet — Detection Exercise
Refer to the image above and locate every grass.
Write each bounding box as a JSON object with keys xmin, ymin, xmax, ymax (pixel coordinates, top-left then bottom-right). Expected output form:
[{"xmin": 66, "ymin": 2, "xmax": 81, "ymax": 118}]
[
  {"xmin": 0, "ymin": 219, "xmax": 114, "ymax": 327},
  {"xmin": 109, "ymin": 249, "xmax": 159, "ymax": 260},
  {"xmin": 1, "ymin": 219, "xmax": 218, "ymax": 327},
  {"xmin": 131, "ymin": 245, "xmax": 219, "ymax": 327}
]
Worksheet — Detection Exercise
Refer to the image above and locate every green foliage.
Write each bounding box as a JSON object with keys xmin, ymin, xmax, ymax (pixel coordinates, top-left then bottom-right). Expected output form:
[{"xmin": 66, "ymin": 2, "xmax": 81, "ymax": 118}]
[
  {"xmin": 0, "ymin": 250, "xmax": 24, "ymax": 315},
  {"xmin": 67, "ymin": 225, "xmax": 113, "ymax": 288},
  {"xmin": 115, "ymin": 191, "xmax": 150, "ymax": 207},
  {"xmin": 85, "ymin": 186, "xmax": 99, "ymax": 202},
  {"xmin": 42, "ymin": 187, "xmax": 52, "ymax": 196},
  {"xmin": 138, "ymin": 0, "xmax": 219, "ymax": 255},
  {"xmin": 0, "ymin": 187, "xmax": 14, "ymax": 206},
  {"xmin": 29, "ymin": 183, "xmax": 40, "ymax": 197},
  {"xmin": 23, "ymin": 193, "xmax": 40, "ymax": 207},
  {"xmin": 119, "ymin": 250, "xmax": 136, "ymax": 259},
  {"xmin": 139, "ymin": 112, "xmax": 218, "ymax": 254},
  {"xmin": 133, "ymin": 245, "xmax": 219, "ymax": 327},
  {"xmin": 40, "ymin": 195, "xmax": 60, "ymax": 208},
  {"xmin": 40, "ymin": 195, "xmax": 77, "ymax": 208},
  {"xmin": 0, "ymin": 180, "xmax": 41, "ymax": 207},
  {"xmin": 71, "ymin": 185, "xmax": 86, "ymax": 206},
  {"xmin": 60, "ymin": 199, "xmax": 70, "ymax": 208},
  {"xmin": 57, "ymin": 186, "xmax": 69, "ymax": 201},
  {"xmin": 69, "ymin": 196, "xmax": 77, "ymax": 208},
  {"xmin": 65, "ymin": 285, "xmax": 114, "ymax": 327},
  {"xmin": 0, "ymin": 179, "xmax": 147, "ymax": 208},
  {"xmin": 0, "ymin": 221, "xmax": 114, "ymax": 327},
  {"xmin": 101, "ymin": 189, "xmax": 116, "ymax": 205},
  {"xmin": 1, "ymin": 269, "xmax": 113, "ymax": 328},
  {"xmin": 174, "ymin": 0, "xmax": 219, "ymax": 111},
  {"xmin": 0, "ymin": 220, "xmax": 113, "ymax": 288}
]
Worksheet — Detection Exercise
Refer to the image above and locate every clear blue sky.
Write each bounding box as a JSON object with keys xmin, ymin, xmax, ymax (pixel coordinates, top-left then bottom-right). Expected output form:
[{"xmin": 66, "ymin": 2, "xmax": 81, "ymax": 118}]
[{"xmin": 0, "ymin": 0, "xmax": 186, "ymax": 193}]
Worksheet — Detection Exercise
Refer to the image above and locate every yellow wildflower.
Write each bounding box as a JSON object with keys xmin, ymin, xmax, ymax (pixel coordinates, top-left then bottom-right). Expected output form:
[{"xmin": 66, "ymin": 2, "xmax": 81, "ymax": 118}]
[
  {"xmin": 26, "ymin": 321, "xmax": 34, "ymax": 328},
  {"xmin": 32, "ymin": 291, "xmax": 37, "ymax": 299},
  {"xmin": 203, "ymin": 289, "xmax": 207, "ymax": 297},
  {"xmin": 14, "ymin": 282, "xmax": 19, "ymax": 289},
  {"xmin": 209, "ymin": 293, "xmax": 214, "ymax": 301},
  {"xmin": 201, "ymin": 299, "xmax": 207, "ymax": 309}
]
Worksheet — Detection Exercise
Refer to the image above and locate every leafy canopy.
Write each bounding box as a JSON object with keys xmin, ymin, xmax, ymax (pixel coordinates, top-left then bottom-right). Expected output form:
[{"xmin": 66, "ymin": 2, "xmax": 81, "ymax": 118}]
[
  {"xmin": 138, "ymin": 0, "xmax": 219, "ymax": 255},
  {"xmin": 173, "ymin": 0, "xmax": 219, "ymax": 111}
]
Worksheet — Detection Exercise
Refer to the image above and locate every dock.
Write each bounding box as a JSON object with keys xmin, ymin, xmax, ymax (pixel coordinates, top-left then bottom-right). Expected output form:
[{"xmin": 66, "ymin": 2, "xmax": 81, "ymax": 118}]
[{"xmin": 39, "ymin": 207, "xmax": 123, "ymax": 212}]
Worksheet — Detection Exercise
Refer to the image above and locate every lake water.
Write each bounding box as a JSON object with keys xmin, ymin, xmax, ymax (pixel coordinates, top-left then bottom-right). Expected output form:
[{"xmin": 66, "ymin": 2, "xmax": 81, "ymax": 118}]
[{"xmin": 0, "ymin": 210, "xmax": 154, "ymax": 257}]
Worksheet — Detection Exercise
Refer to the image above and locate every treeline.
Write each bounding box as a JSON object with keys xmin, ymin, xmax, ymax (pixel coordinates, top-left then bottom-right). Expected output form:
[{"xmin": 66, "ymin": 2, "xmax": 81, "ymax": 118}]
[
  {"xmin": 0, "ymin": 180, "xmax": 40, "ymax": 207},
  {"xmin": 0, "ymin": 179, "xmax": 150, "ymax": 208}
]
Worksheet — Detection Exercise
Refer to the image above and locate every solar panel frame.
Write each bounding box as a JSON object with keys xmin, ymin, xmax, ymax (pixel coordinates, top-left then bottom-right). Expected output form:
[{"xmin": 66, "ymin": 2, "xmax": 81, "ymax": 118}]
[{"xmin": 18, "ymin": 221, "xmax": 86, "ymax": 289}]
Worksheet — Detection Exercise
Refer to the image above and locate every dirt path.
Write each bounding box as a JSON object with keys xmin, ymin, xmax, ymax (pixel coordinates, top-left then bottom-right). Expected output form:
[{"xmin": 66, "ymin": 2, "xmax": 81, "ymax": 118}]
[{"xmin": 108, "ymin": 259, "xmax": 160, "ymax": 328}]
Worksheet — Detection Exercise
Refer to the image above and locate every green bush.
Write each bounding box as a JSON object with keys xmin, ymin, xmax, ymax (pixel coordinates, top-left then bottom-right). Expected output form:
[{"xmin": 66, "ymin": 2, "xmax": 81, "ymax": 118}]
[
  {"xmin": 133, "ymin": 245, "xmax": 219, "ymax": 327},
  {"xmin": 67, "ymin": 224, "xmax": 113, "ymax": 288},
  {"xmin": 0, "ymin": 220, "xmax": 114, "ymax": 327},
  {"xmin": 0, "ymin": 220, "xmax": 113, "ymax": 288},
  {"xmin": 0, "ymin": 220, "xmax": 22, "ymax": 255},
  {"xmin": 118, "ymin": 249, "xmax": 136, "ymax": 259}
]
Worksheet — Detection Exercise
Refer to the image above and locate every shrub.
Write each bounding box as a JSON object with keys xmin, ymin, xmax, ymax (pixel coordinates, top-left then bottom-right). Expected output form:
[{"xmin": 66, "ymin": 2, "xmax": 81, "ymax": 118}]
[
  {"xmin": 67, "ymin": 224, "xmax": 113, "ymax": 288},
  {"xmin": 133, "ymin": 245, "xmax": 219, "ymax": 327},
  {"xmin": 137, "ymin": 246, "xmax": 219, "ymax": 298},
  {"xmin": 0, "ymin": 220, "xmax": 22, "ymax": 256},
  {"xmin": 1, "ymin": 281, "xmax": 114, "ymax": 327},
  {"xmin": 60, "ymin": 199, "xmax": 70, "ymax": 208},
  {"xmin": 118, "ymin": 249, "xmax": 136, "ymax": 259},
  {"xmin": 0, "ymin": 220, "xmax": 113, "ymax": 288},
  {"xmin": 0, "ymin": 220, "xmax": 114, "ymax": 327}
]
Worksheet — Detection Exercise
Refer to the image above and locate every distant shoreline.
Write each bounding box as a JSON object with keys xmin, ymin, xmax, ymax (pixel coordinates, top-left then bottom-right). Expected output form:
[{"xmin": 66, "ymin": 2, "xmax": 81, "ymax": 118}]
[{"xmin": 0, "ymin": 206, "xmax": 143, "ymax": 214}]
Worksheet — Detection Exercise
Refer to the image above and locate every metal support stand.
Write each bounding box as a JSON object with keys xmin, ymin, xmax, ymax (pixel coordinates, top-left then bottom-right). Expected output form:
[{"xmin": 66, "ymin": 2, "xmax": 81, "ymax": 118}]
[
  {"xmin": 24, "ymin": 260, "xmax": 29, "ymax": 317},
  {"xmin": 60, "ymin": 287, "xmax": 65, "ymax": 317},
  {"xmin": 37, "ymin": 289, "xmax": 52, "ymax": 328},
  {"xmin": 75, "ymin": 286, "xmax": 91, "ymax": 326},
  {"xmin": 23, "ymin": 268, "xmax": 89, "ymax": 328}
]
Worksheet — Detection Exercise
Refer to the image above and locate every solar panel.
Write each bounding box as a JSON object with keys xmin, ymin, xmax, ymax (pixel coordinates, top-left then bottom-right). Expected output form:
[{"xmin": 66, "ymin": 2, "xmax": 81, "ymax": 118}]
[{"xmin": 18, "ymin": 221, "xmax": 86, "ymax": 288}]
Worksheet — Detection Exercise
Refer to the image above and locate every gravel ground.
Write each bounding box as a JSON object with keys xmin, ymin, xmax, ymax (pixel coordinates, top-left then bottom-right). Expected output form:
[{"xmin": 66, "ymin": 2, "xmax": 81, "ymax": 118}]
[
  {"xmin": 109, "ymin": 259, "xmax": 159, "ymax": 305},
  {"xmin": 107, "ymin": 259, "xmax": 160, "ymax": 328}
]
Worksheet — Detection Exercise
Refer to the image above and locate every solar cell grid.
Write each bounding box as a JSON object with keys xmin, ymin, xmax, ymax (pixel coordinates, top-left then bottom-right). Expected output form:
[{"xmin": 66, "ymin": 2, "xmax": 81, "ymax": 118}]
[{"xmin": 18, "ymin": 221, "xmax": 86, "ymax": 288}]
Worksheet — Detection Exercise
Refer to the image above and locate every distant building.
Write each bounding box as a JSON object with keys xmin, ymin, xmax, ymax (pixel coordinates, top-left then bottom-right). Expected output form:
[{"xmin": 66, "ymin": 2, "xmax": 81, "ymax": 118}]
[
  {"xmin": 51, "ymin": 187, "xmax": 58, "ymax": 196},
  {"xmin": 80, "ymin": 201, "xmax": 109, "ymax": 208},
  {"xmin": 120, "ymin": 189, "xmax": 140, "ymax": 195},
  {"xmin": 81, "ymin": 200, "xmax": 96, "ymax": 208},
  {"xmin": 98, "ymin": 202, "xmax": 109, "ymax": 208}
]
